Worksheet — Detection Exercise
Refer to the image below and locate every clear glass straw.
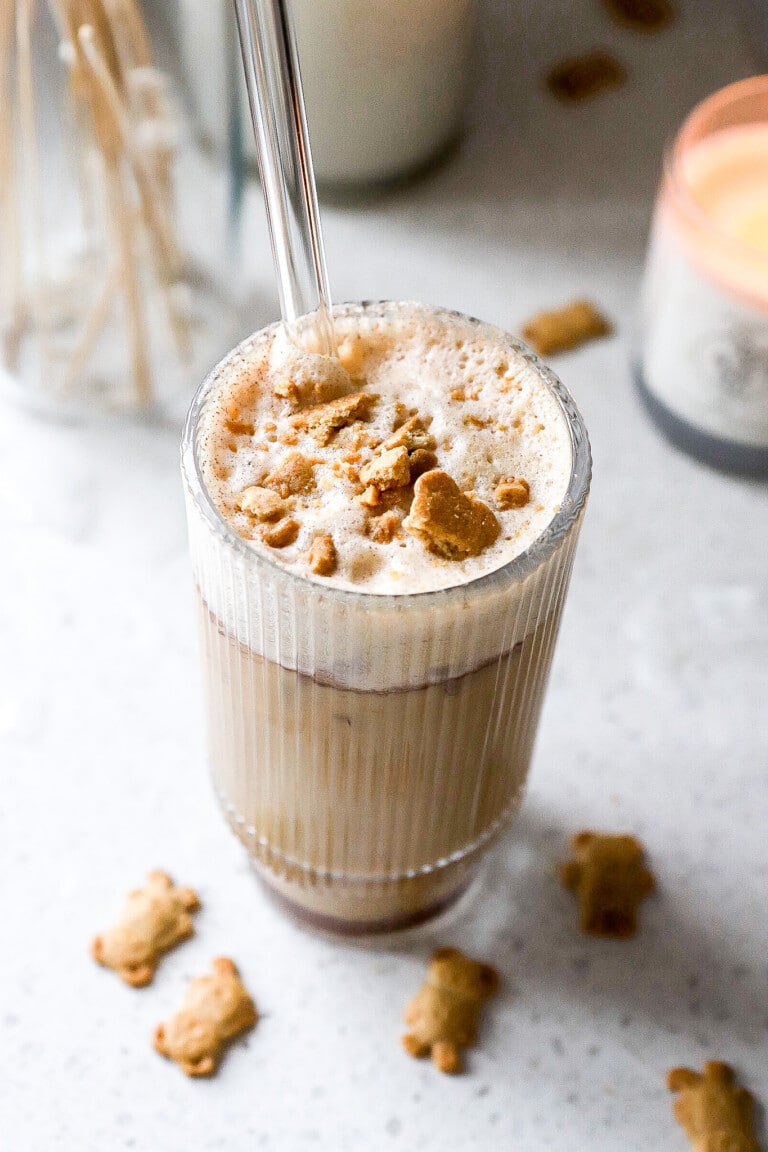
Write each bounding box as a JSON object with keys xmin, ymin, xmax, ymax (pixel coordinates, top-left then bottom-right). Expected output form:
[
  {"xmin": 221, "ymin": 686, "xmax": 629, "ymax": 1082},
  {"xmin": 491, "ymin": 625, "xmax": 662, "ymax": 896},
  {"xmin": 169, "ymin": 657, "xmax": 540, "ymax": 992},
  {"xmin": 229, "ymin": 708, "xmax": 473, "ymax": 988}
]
[{"xmin": 232, "ymin": 0, "xmax": 336, "ymax": 356}]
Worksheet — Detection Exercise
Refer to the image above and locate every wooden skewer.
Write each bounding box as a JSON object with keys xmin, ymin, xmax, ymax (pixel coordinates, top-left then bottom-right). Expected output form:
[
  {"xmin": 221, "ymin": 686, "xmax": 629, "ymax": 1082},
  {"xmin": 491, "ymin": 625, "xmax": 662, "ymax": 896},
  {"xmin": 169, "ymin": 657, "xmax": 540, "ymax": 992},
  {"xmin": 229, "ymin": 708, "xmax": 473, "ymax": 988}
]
[
  {"xmin": 128, "ymin": 66, "xmax": 176, "ymax": 217},
  {"xmin": 95, "ymin": 0, "xmax": 176, "ymax": 228},
  {"xmin": 78, "ymin": 21, "xmax": 190, "ymax": 359},
  {"xmin": 104, "ymin": 157, "xmax": 152, "ymax": 406},
  {"xmin": 16, "ymin": 0, "xmax": 52, "ymax": 369},
  {"xmin": 50, "ymin": 25, "xmax": 99, "ymax": 254},
  {"xmin": 72, "ymin": 16, "xmax": 152, "ymax": 405},
  {"xmin": 103, "ymin": 0, "xmax": 150, "ymax": 68},
  {"xmin": 60, "ymin": 260, "xmax": 121, "ymax": 395},
  {"xmin": 20, "ymin": 0, "xmax": 192, "ymax": 402},
  {"xmin": 79, "ymin": 23, "xmax": 179, "ymax": 275},
  {"xmin": 105, "ymin": 0, "xmax": 179, "ymax": 241},
  {"xmin": 45, "ymin": 2, "xmax": 117, "ymax": 388},
  {"xmin": 95, "ymin": 0, "xmax": 186, "ymax": 352},
  {"xmin": 0, "ymin": 0, "xmax": 24, "ymax": 362}
]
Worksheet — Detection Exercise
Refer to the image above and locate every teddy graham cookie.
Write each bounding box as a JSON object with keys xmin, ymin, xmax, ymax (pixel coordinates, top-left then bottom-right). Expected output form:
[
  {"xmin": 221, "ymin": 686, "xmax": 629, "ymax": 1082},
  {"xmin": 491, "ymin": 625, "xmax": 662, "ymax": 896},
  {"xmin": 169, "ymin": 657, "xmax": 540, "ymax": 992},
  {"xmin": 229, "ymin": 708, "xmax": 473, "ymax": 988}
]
[
  {"xmin": 91, "ymin": 870, "xmax": 200, "ymax": 987},
  {"xmin": 560, "ymin": 831, "xmax": 654, "ymax": 938},
  {"xmin": 402, "ymin": 947, "xmax": 499, "ymax": 1074},
  {"xmin": 153, "ymin": 957, "xmax": 258, "ymax": 1077},
  {"xmin": 546, "ymin": 52, "xmax": 626, "ymax": 103},
  {"xmin": 604, "ymin": 0, "xmax": 673, "ymax": 32},
  {"xmin": 667, "ymin": 1062, "xmax": 760, "ymax": 1152},
  {"xmin": 522, "ymin": 300, "xmax": 612, "ymax": 357}
]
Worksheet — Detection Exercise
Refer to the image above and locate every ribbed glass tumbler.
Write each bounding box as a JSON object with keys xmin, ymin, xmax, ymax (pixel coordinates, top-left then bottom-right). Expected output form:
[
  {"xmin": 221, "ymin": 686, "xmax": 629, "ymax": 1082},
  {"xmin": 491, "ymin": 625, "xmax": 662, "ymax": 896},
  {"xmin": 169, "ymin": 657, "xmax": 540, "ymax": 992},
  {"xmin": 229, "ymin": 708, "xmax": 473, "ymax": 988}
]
[{"xmin": 181, "ymin": 303, "xmax": 591, "ymax": 934}]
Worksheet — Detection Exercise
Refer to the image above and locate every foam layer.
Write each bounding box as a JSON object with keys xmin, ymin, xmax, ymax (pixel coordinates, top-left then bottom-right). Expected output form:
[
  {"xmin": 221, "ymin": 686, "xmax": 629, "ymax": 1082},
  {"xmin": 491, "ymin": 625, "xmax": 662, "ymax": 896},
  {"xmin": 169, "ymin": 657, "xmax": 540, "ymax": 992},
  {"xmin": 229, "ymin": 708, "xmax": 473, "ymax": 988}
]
[{"xmin": 197, "ymin": 303, "xmax": 572, "ymax": 595}]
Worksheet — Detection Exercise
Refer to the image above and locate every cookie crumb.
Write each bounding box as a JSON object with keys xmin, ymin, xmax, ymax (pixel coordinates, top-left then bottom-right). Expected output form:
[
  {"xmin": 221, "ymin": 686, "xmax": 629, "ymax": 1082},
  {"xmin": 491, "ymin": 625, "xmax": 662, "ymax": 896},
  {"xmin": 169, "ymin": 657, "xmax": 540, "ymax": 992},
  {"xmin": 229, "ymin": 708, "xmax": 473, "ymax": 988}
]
[
  {"xmin": 402, "ymin": 948, "xmax": 499, "ymax": 1075},
  {"xmin": 522, "ymin": 300, "xmax": 611, "ymax": 356},
  {"xmin": 273, "ymin": 354, "xmax": 352, "ymax": 409},
  {"xmin": 384, "ymin": 414, "xmax": 437, "ymax": 452},
  {"xmin": 667, "ymin": 1062, "xmax": 758, "ymax": 1152},
  {"xmin": 604, "ymin": 0, "xmax": 673, "ymax": 31},
  {"xmin": 153, "ymin": 957, "xmax": 257, "ymax": 1077},
  {"xmin": 495, "ymin": 477, "xmax": 530, "ymax": 510},
  {"xmin": 390, "ymin": 401, "xmax": 410, "ymax": 427},
  {"xmin": 337, "ymin": 336, "xmax": 366, "ymax": 378},
  {"xmin": 546, "ymin": 52, "xmax": 626, "ymax": 103},
  {"xmin": 408, "ymin": 449, "xmax": 439, "ymax": 480},
  {"xmin": 359, "ymin": 445, "xmax": 411, "ymax": 491},
  {"xmin": 237, "ymin": 485, "xmax": 287, "ymax": 522},
  {"xmin": 358, "ymin": 485, "xmax": 382, "ymax": 508},
  {"xmin": 367, "ymin": 510, "xmax": 402, "ymax": 544},
  {"xmin": 273, "ymin": 378, "xmax": 300, "ymax": 405},
  {"xmin": 404, "ymin": 470, "xmax": 500, "ymax": 560},
  {"xmin": 261, "ymin": 518, "xmax": 300, "ymax": 548},
  {"xmin": 290, "ymin": 391, "xmax": 378, "ymax": 444},
  {"xmin": 225, "ymin": 416, "xmax": 255, "ymax": 436},
  {"xmin": 307, "ymin": 533, "xmax": 337, "ymax": 576},
  {"xmin": 265, "ymin": 451, "xmax": 316, "ymax": 497}
]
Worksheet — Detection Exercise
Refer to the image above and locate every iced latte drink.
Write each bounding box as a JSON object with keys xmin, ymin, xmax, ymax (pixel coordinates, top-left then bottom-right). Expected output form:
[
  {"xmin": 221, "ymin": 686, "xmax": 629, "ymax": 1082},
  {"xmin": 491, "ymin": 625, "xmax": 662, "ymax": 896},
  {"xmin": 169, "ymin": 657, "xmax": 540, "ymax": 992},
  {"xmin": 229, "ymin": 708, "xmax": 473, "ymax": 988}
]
[{"xmin": 182, "ymin": 302, "xmax": 590, "ymax": 932}]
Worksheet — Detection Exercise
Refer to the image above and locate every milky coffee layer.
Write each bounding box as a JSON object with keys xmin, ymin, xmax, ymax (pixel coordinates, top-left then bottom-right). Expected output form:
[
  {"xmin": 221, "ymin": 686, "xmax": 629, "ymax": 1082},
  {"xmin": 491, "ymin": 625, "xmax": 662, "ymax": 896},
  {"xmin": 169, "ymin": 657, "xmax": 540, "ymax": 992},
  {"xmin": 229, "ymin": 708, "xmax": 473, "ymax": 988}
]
[{"xmin": 198, "ymin": 303, "xmax": 572, "ymax": 595}]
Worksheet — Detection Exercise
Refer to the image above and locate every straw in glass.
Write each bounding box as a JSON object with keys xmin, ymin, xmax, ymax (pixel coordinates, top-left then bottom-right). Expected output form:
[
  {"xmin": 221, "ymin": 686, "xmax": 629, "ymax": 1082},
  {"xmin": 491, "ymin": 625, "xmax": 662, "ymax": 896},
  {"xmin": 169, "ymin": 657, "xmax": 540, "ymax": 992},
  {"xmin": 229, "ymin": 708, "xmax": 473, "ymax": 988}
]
[{"xmin": 232, "ymin": 0, "xmax": 336, "ymax": 357}]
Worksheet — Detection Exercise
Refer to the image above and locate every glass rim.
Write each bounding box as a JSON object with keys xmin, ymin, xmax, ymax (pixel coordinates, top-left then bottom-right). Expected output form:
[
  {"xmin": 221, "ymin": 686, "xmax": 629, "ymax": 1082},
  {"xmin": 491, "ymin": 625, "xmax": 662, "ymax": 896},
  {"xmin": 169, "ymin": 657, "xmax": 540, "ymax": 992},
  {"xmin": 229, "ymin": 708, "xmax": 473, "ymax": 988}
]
[
  {"xmin": 663, "ymin": 74, "xmax": 768, "ymax": 272},
  {"xmin": 180, "ymin": 300, "xmax": 592, "ymax": 608}
]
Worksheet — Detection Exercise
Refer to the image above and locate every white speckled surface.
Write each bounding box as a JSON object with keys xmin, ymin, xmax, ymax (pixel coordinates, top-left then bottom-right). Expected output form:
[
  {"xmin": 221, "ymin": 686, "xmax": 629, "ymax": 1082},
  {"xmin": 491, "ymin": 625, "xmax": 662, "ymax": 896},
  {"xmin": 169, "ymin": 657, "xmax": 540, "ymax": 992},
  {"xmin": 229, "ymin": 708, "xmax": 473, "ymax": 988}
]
[{"xmin": 1, "ymin": 2, "xmax": 767, "ymax": 1149}]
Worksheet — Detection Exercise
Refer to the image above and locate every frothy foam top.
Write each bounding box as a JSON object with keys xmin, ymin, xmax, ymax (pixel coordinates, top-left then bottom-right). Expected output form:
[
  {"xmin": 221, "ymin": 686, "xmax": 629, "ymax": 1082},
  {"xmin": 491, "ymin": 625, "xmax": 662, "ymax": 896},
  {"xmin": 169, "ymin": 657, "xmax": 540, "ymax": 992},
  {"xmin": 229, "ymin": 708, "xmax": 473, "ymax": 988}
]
[{"xmin": 198, "ymin": 304, "xmax": 572, "ymax": 594}]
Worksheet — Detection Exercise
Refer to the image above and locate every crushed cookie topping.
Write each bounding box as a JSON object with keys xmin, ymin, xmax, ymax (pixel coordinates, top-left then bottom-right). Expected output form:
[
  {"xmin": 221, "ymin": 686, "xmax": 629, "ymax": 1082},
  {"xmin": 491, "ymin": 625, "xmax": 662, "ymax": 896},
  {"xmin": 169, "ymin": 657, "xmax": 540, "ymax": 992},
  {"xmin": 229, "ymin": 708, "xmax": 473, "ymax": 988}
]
[
  {"xmin": 261, "ymin": 518, "xmax": 299, "ymax": 549},
  {"xmin": 203, "ymin": 308, "xmax": 572, "ymax": 592},
  {"xmin": 273, "ymin": 378, "xmax": 300, "ymax": 405},
  {"xmin": 494, "ymin": 477, "xmax": 530, "ymax": 510},
  {"xmin": 403, "ymin": 470, "xmax": 500, "ymax": 560},
  {"xmin": 265, "ymin": 451, "xmax": 316, "ymax": 497},
  {"xmin": 407, "ymin": 449, "xmax": 438, "ymax": 480},
  {"xmin": 290, "ymin": 391, "xmax": 378, "ymax": 444},
  {"xmin": 337, "ymin": 335, "xmax": 367, "ymax": 378},
  {"xmin": 358, "ymin": 485, "xmax": 382, "ymax": 508},
  {"xmin": 335, "ymin": 459, "xmax": 362, "ymax": 487},
  {"xmin": 225, "ymin": 416, "xmax": 255, "ymax": 436},
  {"xmin": 383, "ymin": 414, "xmax": 436, "ymax": 453},
  {"xmin": 307, "ymin": 533, "xmax": 337, "ymax": 576},
  {"xmin": 236, "ymin": 486, "xmax": 288, "ymax": 522},
  {"xmin": 273, "ymin": 355, "xmax": 352, "ymax": 409},
  {"xmin": 367, "ymin": 510, "xmax": 402, "ymax": 544},
  {"xmin": 359, "ymin": 445, "xmax": 411, "ymax": 491}
]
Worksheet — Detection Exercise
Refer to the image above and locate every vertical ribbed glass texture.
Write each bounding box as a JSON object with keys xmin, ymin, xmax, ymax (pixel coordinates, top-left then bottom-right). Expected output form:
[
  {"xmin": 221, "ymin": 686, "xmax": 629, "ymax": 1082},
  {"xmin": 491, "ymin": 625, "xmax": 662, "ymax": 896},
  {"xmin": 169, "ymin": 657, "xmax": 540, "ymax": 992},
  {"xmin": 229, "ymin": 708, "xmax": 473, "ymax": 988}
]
[{"xmin": 181, "ymin": 302, "xmax": 591, "ymax": 934}]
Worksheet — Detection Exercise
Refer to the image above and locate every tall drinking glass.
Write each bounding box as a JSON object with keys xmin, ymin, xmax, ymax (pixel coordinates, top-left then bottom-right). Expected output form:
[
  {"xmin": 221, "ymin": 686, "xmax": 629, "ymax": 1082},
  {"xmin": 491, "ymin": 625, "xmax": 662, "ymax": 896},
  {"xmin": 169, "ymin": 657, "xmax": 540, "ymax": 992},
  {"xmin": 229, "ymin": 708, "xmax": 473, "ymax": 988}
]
[{"xmin": 181, "ymin": 301, "xmax": 590, "ymax": 934}]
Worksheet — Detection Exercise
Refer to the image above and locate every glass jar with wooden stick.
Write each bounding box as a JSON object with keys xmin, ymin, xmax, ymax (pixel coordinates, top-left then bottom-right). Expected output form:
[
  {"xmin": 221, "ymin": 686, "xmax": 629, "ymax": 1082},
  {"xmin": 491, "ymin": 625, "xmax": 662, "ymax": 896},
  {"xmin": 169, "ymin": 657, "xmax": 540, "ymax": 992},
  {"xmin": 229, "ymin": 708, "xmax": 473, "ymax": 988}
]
[{"xmin": 0, "ymin": 0, "xmax": 244, "ymax": 417}]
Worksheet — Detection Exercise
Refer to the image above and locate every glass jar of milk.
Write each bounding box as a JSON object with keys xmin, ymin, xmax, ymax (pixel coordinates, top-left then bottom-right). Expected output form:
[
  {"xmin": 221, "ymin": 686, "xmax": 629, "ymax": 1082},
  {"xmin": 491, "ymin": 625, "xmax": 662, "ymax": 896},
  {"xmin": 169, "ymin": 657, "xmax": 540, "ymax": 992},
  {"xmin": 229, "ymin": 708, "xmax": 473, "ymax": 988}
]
[{"xmin": 176, "ymin": 0, "xmax": 477, "ymax": 186}]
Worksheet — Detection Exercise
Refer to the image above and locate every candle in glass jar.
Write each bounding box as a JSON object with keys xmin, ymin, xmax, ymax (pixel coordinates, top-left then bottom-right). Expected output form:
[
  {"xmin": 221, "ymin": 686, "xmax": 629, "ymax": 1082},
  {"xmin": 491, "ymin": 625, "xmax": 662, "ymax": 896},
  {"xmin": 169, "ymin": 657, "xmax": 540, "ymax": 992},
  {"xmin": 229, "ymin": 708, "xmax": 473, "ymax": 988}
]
[
  {"xmin": 680, "ymin": 121, "xmax": 768, "ymax": 301},
  {"xmin": 639, "ymin": 77, "xmax": 768, "ymax": 472}
]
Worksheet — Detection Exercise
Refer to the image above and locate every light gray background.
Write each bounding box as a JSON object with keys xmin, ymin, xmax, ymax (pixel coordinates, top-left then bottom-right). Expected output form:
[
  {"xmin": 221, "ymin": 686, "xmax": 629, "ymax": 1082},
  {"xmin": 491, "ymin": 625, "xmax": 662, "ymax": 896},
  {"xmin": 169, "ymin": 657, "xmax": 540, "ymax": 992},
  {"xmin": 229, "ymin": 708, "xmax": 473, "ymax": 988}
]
[{"xmin": 1, "ymin": 1, "xmax": 766, "ymax": 1149}]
